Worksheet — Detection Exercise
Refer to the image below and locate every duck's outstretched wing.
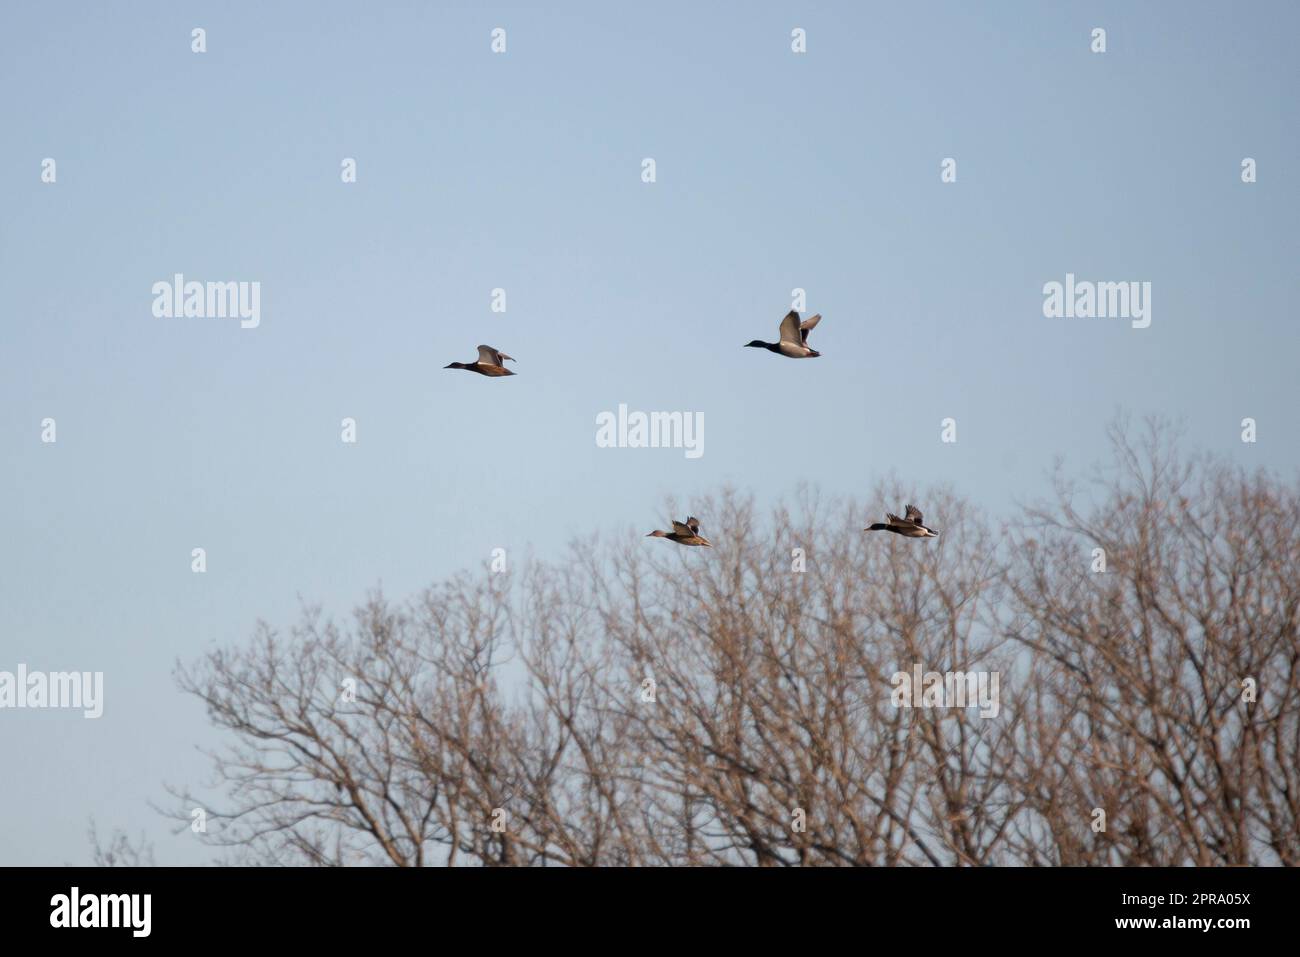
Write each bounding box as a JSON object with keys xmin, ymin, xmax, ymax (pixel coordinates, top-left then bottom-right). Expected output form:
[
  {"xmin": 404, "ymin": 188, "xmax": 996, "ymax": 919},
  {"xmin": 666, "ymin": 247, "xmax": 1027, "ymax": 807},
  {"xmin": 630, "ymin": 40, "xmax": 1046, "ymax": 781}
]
[
  {"xmin": 685, "ymin": 516, "xmax": 701, "ymax": 533},
  {"xmin": 904, "ymin": 504, "xmax": 924, "ymax": 526},
  {"xmin": 671, "ymin": 520, "xmax": 695, "ymax": 536},
  {"xmin": 799, "ymin": 313, "xmax": 821, "ymax": 343},
  {"xmin": 477, "ymin": 344, "xmax": 513, "ymax": 366},
  {"xmin": 778, "ymin": 310, "xmax": 802, "ymax": 345}
]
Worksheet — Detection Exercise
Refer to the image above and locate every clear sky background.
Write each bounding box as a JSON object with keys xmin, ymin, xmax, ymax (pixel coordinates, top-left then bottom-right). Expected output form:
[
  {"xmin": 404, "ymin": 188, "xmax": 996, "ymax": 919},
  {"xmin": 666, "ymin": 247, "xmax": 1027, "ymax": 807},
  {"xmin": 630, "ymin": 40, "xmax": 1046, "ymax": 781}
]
[{"xmin": 1, "ymin": 1, "xmax": 1297, "ymax": 864}]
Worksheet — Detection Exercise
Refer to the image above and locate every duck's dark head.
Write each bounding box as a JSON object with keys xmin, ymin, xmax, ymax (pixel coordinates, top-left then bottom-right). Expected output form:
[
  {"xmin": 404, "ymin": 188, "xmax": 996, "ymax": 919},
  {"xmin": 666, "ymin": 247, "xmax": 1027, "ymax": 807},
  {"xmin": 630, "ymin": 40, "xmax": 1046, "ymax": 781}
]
[
  {"xmin": 445, "ymin": 361, "xmax": 467, "ymax": 370},
  {"xmin": 744, "ymin": 340, "xmax": 768, "ymax": 349}
]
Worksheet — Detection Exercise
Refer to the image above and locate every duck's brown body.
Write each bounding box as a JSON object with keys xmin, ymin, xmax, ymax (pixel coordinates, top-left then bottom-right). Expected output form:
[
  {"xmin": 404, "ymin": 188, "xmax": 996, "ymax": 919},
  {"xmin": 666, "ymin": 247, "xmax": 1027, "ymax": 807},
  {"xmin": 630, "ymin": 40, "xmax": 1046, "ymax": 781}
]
[
  {"xmin": 745, "ymin": 310, "xmax": 823, "ymax": 359},
  {"xmin": 866, "ymin": 504, "xmax": 939, "ymax": 538},
  {"xmin": 647, "ymin": 516, "xmax": 712, "ymax": 547},
  {"xmin": 446, "ymin": 345, "xmax": 517, "ymax": 377},
  {"xmin": 447, "ymin": 362, "xmax": 514, "ymax": 377}
]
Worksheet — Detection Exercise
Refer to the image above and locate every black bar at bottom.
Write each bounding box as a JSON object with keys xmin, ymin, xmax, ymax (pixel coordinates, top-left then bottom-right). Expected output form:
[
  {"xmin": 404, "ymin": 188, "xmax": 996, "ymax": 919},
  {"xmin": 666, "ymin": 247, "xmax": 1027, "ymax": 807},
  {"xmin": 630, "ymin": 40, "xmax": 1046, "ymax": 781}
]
[{"xmin": 0, "ymin": 865, "xmax": 1285, "ymax": 945}]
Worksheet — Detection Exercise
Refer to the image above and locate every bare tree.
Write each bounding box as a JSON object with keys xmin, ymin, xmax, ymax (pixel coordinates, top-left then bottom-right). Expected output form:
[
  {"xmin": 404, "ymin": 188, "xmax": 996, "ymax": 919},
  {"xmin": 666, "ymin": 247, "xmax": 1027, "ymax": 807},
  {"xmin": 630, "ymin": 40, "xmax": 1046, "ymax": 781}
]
[
  {"xmin": 1002, "ymin": 417, "xmax": 1300, "ymax": 865},
  {"xmin": 161, "ymin": 421, "xmax": 1298, "ymax": 866},
  {"xmin": 89, "ymin": 820, "xmax": 156, "ymax": 867}
]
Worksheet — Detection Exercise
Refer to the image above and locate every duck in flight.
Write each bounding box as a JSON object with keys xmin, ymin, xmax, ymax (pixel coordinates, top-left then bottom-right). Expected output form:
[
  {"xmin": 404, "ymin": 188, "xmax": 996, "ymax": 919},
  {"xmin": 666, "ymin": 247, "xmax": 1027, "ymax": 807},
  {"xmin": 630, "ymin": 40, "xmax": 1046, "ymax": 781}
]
[
  {"xmin": 445, "ymin": 345, "xmax": 517, "ymax": 377},
  {"xmin": 745, "ymin": 310, "xmax": 823, "ymax": 358},
  {"xmin": 866, "ymin": 504, "xmax": 939, "ymax": 538},
  {"xmin": 646, "ymin": 516, "xmax": 712, "ymax": 547}
]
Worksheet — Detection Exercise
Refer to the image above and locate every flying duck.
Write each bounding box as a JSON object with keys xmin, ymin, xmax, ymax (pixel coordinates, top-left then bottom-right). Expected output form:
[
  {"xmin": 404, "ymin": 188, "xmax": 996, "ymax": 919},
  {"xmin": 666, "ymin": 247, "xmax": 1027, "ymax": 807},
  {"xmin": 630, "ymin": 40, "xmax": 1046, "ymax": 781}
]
[
  {"xmin": 745, "ymin": 310, "xmax": 822, "ymax": 358},
  {"xmin": 866, "ymin": 504, "xmax": 939, "ymax": 538},
  {"xmin": 646, "ymin": 516, "xmax": 712, "ymax": 547},
  {"xmin": 445, "ymin": 345, "xmax": 516, "ymax": 377}
]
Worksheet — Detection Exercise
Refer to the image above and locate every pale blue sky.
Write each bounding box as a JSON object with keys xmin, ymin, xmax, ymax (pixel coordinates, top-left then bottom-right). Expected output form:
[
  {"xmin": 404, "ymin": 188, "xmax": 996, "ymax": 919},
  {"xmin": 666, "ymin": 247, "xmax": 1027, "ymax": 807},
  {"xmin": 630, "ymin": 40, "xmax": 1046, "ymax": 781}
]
[{"xmin": 1, "ymin": 1, "xmax": 1297, "ymax": 864}]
